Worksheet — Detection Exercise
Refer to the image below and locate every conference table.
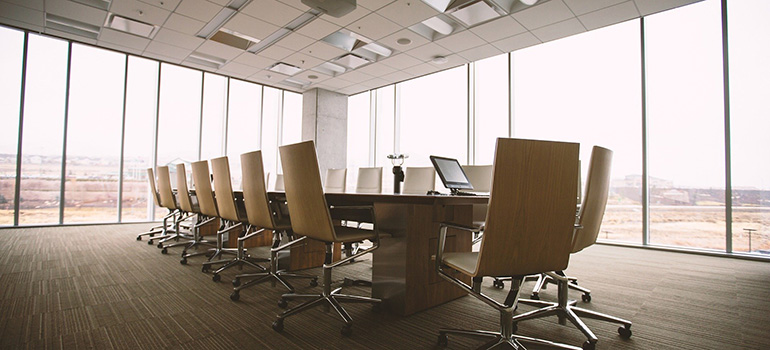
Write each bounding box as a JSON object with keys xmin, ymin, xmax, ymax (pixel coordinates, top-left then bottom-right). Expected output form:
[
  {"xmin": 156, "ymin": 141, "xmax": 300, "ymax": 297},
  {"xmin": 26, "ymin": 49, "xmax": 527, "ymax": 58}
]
[{"xmin": 270, "ymin": 191, "xmax": 489, "ymax": 316}]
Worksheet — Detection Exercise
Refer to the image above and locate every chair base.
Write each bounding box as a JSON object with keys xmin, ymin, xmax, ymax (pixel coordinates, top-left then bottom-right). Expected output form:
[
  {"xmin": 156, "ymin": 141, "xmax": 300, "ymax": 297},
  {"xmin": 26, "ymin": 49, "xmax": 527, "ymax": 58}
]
[
  {"xmin": 231, "ymin": 270, "xmax": 317, "ymax": 300},
  {"xmin": 438, "ymin": 328, "xmax": 583, "ymax": 350}
]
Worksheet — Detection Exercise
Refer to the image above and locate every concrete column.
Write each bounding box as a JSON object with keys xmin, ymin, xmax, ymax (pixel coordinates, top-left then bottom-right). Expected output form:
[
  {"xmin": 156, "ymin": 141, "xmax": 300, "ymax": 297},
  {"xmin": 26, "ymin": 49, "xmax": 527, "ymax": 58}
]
[{"xmin": 302, "ymin": 88, "xmax": 347, "ymax": 176}]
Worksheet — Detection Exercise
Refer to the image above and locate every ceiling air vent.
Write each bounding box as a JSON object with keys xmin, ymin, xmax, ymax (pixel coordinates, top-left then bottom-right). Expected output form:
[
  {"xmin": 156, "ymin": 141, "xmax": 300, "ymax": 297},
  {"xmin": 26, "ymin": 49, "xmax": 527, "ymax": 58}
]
[{"xmin": 105, "ymin": 13, "xmax": 159, "ymax": 38}]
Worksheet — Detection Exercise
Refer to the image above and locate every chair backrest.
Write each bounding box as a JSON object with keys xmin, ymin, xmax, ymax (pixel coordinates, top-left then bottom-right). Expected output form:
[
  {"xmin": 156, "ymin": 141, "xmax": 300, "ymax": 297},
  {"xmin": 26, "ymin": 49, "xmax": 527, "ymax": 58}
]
[
  {"xmin": 572, "ymin": 146, "xmax": 613, "ymax": 253},
  {"xmin": 279, "ymin": 141, "xmax": 337, "ymax": 242},
  {"xmin": 156, "ymin": 166, "xmax": 178, "ymax": 210},
  {"xmin": 241, "ymin": 151, "xmax": 276, "ymax": 229},
  {"xmin": 211, "ymin": 156, "xmax": 241, "ymax": 222},
  {"xmin": 402, "ymin": 167, "xmax": 435, "ymax": 194},
  {"xmin": 191, "ymin": 160, "xmax": 218, "ymax": 218},
  {"xmin": 462, "ymin": 165, "xmax": 493, "ymax": 192},
  {"xmin": 474, "ymin": 138, "xmax": 579, "ymax": 277},
  {"xmin": 325, "ymin": 168, "xmax": 347, "ymax": 193},
  {"xmin": 146, "ymin": 168, "xmax": 162, "ymax": 207},
  {"xmin": 356, "ymin": 167, "xmax": 383, "ymax": 194},
  {"xmin": 175, "ymin": 163, "xmax": 194, "ymax": 213},
  {"xmin": 274, "ymin": 173, "xmax": 285, "ymax": 191}
]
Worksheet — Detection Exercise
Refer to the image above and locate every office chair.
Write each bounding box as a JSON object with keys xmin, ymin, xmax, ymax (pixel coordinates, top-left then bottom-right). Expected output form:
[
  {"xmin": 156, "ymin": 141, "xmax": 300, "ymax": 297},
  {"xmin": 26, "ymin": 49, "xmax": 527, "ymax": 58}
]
[
  {"xmin": 202, "ymin": 156, "xmax": 268, "ymax": 282},
  {"xmin": 272, "ymin": 140, "xmax": 381, "ymax": 336},
  {"xmin": 136, "ymin": 167, "xmax": 172, "ymax": 241},
  {"xmin": 402, "ymin": 166, "xmax": 435, "ymax": 194},
  {"xmin": 462, "ymin": 164, "xmax": 492, "ymax": 238},
  {"xmin": 511, "ymin": 146, "xmax": 632, "ymax": 350},
  {"xmin": 436, "ymin": 138, "xmax": 581, "ymax": 350},
  {"xmin": 355, "ymin": 167, "xmax": 383, "ymax": 194},
  {"xmin": 175, "ymin": 163, "xmax": 215, "ymax": 263},
  {"xmin": 325, "ymin": 168, "xmax": 347, "ymax": 193},
  {"xmin": 153, "ymin": 166, "xmax": 194, "ymax": 250},
  {"xmin": 229, "ymin": 150, "xmax": 318, "ymax": 301}
]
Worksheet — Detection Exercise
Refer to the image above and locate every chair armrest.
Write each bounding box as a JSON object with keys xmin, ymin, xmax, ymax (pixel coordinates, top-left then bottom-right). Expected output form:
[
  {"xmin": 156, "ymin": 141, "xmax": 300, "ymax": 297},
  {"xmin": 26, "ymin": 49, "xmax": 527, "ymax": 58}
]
[{"xmin": 439, "ymin": 222, "xmax": 484, "ymax": 234}]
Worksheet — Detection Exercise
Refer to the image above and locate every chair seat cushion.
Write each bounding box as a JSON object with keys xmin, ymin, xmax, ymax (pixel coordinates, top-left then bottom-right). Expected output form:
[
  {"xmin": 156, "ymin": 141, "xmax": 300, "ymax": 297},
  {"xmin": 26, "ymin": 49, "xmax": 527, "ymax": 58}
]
[
  {"xmin": 443, "ymin": 252, "xmax": 479, "ymax": 276},
  {"xmin": 334, "ymin": 225, "xmax": 376, "ymax": 243}
]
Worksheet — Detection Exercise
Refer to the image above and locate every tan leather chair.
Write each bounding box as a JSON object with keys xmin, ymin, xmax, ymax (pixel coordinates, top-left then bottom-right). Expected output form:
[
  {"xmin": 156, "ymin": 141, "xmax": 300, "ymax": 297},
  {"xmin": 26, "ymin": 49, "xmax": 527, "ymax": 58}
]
[
  {"xmin": 435, "ymin": 138, "xmax": 580, "ymax": 350},
  {"xmin": 355, "ymin": 167, "xmax": 383, "ymax": 194},
  {"xmin": 176, "ymin": 163, "xmax": 215, "ymax": 264},
  {"xmin": 136, "ymin": 167, "xmax": 171, "ymax": 241},
  {"xmin": 152, "ymin": 166, "xmax": 194, "ymax": 249},
  {"xmin": 229, "ymin": 151, "xmax": 318, "ymax": 301},
  {"xmin": 272, "ymin": 140, "xmax": 380, "ymax": 337},
  {"xmin": 202, "ymin": 156, "xmax": 268, "ymax": 282},
  {"xmin": 511, "ymin": 146, "xmax": 632, "ymax": 350},
  {"xmin": 401, "ymin": 166, "xmax": 435, "ymax": 194},
  {"xmin": 190, "ymin": 160, "xmax": 237, "ymax": 273},
  {"xmin": 324, "ymin": 168, "xmax": 347, "ymax": 193},
  {"xmin": 462, "ymin": 164, "xmax": 492, "ymax": 238}
]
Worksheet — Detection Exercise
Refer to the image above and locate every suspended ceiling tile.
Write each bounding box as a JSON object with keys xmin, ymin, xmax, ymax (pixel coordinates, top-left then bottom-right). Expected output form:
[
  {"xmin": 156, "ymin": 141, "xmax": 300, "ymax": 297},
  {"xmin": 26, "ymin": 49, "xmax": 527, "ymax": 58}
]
[
  {"xmin": 295, "ymin": 17, "xmax": 341, "ymax": 39},
  {"xmin": 223, "ymin": 13, "xmax": 279, "ymax": 42},
  {"xmin": 316, "ymin": 76, "xmax": 355, "ymax": 89},
  {"xmin": 281, "ymin": 51, "xmax": 324, "ymax": 71},
  {"xmin": 491, "ymin": 31, "xmax": 541, "ymax": 52},
  {"xmin": 274, "ymin": 32, "xmax": 315, "ymax": 51},
  {"xmin": 294, "ymin": 69, "xmax": 332, "ymax": 83},
  {"xmin": 274, "ymin": 0, "xmax": 309, "ymax": 12},
  {"xmin": 300, "ymin": 41, "xmax": 347, "ymax": 61},
  {"xmin": 98, "ymin": 27, "xmax": 151, "ymax": 51},
  {"xmin": 633, "ymin": 0, "xmax": 700, "ymax": 16},
  {"xmin": 457, "ymin": 43, "xmax": 503, "ymax": 62},
  {"xmin": 218, "ymin": 61, "xmax": 260, "ymax": 76},
  {"xmin": 109, "ymin": 0, "xmax": 170, "ymax": 26},
  {"xmin": 379, "ymin": 52, "xmax": 423, "ymax": 69},
  {"xmin": 428, "ymin": 53, "xmax": 467, "ymax": 67},
  {"xmin": 249, "ymin": 69, "xmax": 290, "ymax": 83},
  {"xmin": 143, "ymin": 50, "xmax": 184, "ymax": 63},
  {"xmin": 46, "ymin": 0, "xmax": 107, "ymax": 27},
  {"xmin": 258, "ymin": 43, "xmax": 294, "ymax": 60},
  {"xmin": 242, "ymin": 0, "xmax": 304, "ymax": 27},
  {"xmin": 0, "ymin": 2, "xmax": 44, "ymax": 27},
  {"xmin": 346, "ymin": 13, "xmax": 401, "ymax": 41},
  {"xmin": 359, "ymin": 76, "xmax": 389, "ymax": 89},
  {"xmin": 233, "ymin": 51, "xmax": 275, "ymax": 69},
  {"xmin": 355, "ymin": 61, "xmax": 397, "ymax": 77},
  {"xmin": 144, "ymin": 39, "xmax": 193, "ymax": 59},
  {"xmin": 44, "ymin": 27, "xmax": 98, "ymax": 45},
  {"xmin": 512, "ymin": 0, "xmax": 575, "ymax": 30},
  {"xmin": 163, "ymin": 13, "xmax": 205, "ymax": 35},
  {"xmin": 195, "ymin": 40, "xmax": 243, "ymax": 60},
  {"xmin": 435, "ymin": 30, "xmax": 486, "ymax": 53},
  {"xmin": 336, "ymin": 69, "xmax": 374, "ymax": 83},
  {"xmin": 403, "ymin": 62, "xmax": 439, "ymax": 77},
  {"xmin": 323, "ymin": 4, "xmax": 370, "ymax": 27},
  {"xmin": 98, "ymin": 39, "xmax": 144, "ymax": 55},
  {"xmin": 380, "ymin": 70, "xmax": 412, "ymax": 83},
  {"xmin": 207, "ymin": 0, "xmax": 229, "ymax": 5},
  {"xmin": 138, "ymin": 0, "xmax": 182, "ymax": 12},
  {"xmin": 152, "ymin": 28, "xmax": 205, "ymax": 50},
  {"xmin": 579, "ymin": 1, "xmax": 639, "ymax": 31},
  {"xmin": 357, "ymin": 0, "xmax": 394, "ymax": 11},
  {"xmin": 405, "ymin": 42, "xmax": 451, "ymax": 61},
  {"xmin": 174, "ymin": 0, "xmax": 221, "ymax": 23},
  {"xmin": 4, "ymin": 0, "xmax": 43, "ymax": 11},
  {"xmin": 377, "ymin": 0, "xmax": 439, "ymax": 27},
  {"xmin": 469, "ymin": 15, "xmax": 527, "ymax": 44},
  {"xmin": 379, "ymin": 28, "xmax": 430, "ymax": 53},
  {"xmin": 563, "ymin": 0, "xmax": 627, "ymax": 16},
  {"xmin": 336, "ymin": 84, "xmax": 368, "ymax": 95},
  {"xmin": 531, "ymin": 17, "xmax": 585, "ymax": 43}
]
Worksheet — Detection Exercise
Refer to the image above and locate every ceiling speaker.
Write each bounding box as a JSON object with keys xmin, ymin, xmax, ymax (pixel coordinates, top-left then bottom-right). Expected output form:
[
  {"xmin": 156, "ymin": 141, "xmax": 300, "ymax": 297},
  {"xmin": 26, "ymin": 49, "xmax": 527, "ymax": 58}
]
[{"xmin": 301, "ymin": 0, "xmax": 356, "ymax": 18}]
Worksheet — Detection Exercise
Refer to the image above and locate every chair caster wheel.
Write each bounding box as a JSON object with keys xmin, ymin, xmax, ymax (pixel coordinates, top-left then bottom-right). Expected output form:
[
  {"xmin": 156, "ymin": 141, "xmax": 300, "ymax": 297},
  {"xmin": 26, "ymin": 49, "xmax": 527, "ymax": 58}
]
[
  {"xmin": 492, "ymin": 280, "xmax": 504, "ymax": 289},
  {"xmin": 232, "ymin": 278, "xmax": 240, "ymax": 287},
  {"xmin": 149, "ymin": 233, "xmax": 154, "ymax": 237},
  {"xmin": 212, "ymin": 274, "xmax": 221, "ymax": 282},
  {"xmin": 161, "ymin": 248, "xmax": 168, "ymax": 254},
  {"xmin": 618, "ymin": 325, "xmax": 632, "ymax": 338},
  {"xmin": 230, "ymin": 291, "xmax": 240, "ymax": 301},
  {"xmin": 202, "ymin": 265, "xmax": 209, "ymax": 273},
  {"xmin": 437, "ymin": 333, "xmax": 448, "ymax": 346},
  {"xmin": 181, "ymin": 251, "xmax": 187, "ymax": 257},
  {"xmin": 136, "ymin": 236, "xmax": 141, "ymax": 241},
  {"xmin": 582, "ymin": 293, "xmax": 592, "ymax": 303},
  {"xmin": 310, "ymin": 279, "xmax": 318, "ymax": 287},
  {"xmin": 340, "ymin": 325, "xmax": 352, "ymax": 337},
  {"xmin": 157, "ymin": 243, "xmax": 163, "ymax": 248},
  {"xmin": 530, "ymin": 293, "xmax": 540, "ymax": 300},
  {"xmin": 272, "ymin": 319, "xmax": 284, "ymax": 332},
  {"xmin": 278, "ymin": 299, "xmax": 288, "ymax": 309},
  {"xmin": 147, "ymin": 240, "xmax": 153, "ymax": 245},
  {"xmin": 180, "ymin": 258, "xmax": 187, "ymax": 265},
  {"xmin": 582, "ymin": 341, "xmax": 596, "ymax": 350}
]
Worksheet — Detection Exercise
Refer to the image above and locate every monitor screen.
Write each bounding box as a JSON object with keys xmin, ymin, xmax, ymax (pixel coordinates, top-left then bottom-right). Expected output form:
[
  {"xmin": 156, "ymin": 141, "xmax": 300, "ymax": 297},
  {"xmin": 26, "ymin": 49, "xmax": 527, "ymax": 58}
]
[{"xmin": 430, "ymin": 156, "xmax": 474, "ymax": 191}]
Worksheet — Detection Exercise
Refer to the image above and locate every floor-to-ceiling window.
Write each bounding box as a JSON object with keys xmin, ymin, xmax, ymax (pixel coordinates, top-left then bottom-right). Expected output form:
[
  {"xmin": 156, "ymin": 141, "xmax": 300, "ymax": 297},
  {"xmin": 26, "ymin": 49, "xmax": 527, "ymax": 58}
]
[
  {"xmin": 473, "ymin": 53, "xmax": 509, "ymax": 165},
  {"xmin": 226, "ymin": 79, "xmax": 262, "ymax": 189},
  {"xmin": 0, "ymin": 27, "xmax": 24, "ymax": 226},
  {"xmin": 645, "ymin": 0, "xmax": 726, "ymax": 250},
  {"xmin": 346, "ymin": 91, "xmax": 371, "ymax": 192},
  {"xmin": 200, "ymin": 73, "xmax": 228, "ymax": 161},
  {"xmin": 374, "ymin": 85, "xmax": 396, "ymax": 193},
  {"xmin": 727, "ymin": 0, "xmax": 770, "ymax": 253},
  {"xmin": 261, "ymin": 87, "xmax": 282, "ymax": 179}
]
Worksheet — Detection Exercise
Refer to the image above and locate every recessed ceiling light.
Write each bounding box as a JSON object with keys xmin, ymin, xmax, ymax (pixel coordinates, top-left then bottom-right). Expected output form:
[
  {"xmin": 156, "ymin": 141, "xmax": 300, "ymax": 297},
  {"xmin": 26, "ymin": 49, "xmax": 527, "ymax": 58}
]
[
  {"xmin": 269, "ymin": 62, "xmax": 303, "ymax": 76},
  {"xmin": 396, "ymin": 38, "xmax": 412, "ymax": 46},
  {"xmin": 431, "ymin": 56, "xmax": 448, "ymax": 64},
  {"xmin": 104, "ymin": 13, "xmax": 158, "ymax": 38}
]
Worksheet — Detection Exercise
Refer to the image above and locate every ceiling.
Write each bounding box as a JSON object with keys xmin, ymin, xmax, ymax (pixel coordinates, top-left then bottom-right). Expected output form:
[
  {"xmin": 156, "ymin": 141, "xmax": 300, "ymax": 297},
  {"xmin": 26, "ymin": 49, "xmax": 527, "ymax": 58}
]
[{"xmin": 0, "ymin": 0, "xmax": 701, "ymax": 96}]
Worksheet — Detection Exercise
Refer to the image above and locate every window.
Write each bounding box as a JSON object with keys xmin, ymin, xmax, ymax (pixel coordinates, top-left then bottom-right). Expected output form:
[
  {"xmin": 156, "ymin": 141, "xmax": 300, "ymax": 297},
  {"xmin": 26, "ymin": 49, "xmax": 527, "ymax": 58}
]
[
  {"xmin": 645, "ymin": 0, "xmax": 725, "ymax": 250},
  {"xmin": 727, "ymin": 0, "xmax": 770, "ymax": 253},
  {"xmin": 63, "ymin": 44, "xmax": 125, "ymax": 223},
  {"xmin": 473, "ymin": 53, "xmax": 509, "ymax": 165},
  {"xmin": 513, "ymin": 20, "xmax": 643, "ymax": 243},
  {"xmin": 261, "ymin": 87, "xmax": 282, "ymax": 178},
  {"xmin": 227, "ymin": 79, "xmax": 262, "ymax": 189},
  {"xmin": 18, "ymin": 34, "xmax": 69, "ymax": 225},
  {"xmin": 0, "ymin": 27, "xmax": 24, "ymax": 225},
  {"xmin": 347, "ymin": 92, "xmax": 371, "ymax": 192},
  {"xmin": 374, "ymin": 85, "xmax": 395, "ymax": 193},
  {"xmin": 281, "ymin": 91, "xmax": 302, "ymax": 146},
  {"xmin": 200, "ymin": 73, "xmax": 228, "ymax": 161},
  {"xmin": 121, "ymin": 56, "xmax": 158, "ymax": 222},
  {"xmin": 156, "ymin": 64, "xmax": 202, "ymax": 173}
]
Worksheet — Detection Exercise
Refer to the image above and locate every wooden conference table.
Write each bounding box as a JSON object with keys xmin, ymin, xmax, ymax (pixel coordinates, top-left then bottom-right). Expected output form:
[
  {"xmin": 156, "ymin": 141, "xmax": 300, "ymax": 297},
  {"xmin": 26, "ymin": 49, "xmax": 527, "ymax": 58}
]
[{"xmin": 270, "ymin": 191, "xmax": 489, "ymax": 316}]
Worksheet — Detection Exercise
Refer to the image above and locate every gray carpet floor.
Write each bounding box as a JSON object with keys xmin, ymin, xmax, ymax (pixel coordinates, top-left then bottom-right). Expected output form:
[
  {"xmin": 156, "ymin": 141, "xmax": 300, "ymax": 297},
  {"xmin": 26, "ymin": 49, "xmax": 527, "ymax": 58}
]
[{"xmin": 1, "ymin": 223, "xmax": 768, "ymax": 349}]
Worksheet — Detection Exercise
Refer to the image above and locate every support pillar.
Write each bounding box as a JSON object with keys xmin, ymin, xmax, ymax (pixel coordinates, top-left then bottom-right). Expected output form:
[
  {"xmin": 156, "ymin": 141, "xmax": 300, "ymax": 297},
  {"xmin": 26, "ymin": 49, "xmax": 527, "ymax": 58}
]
[{"xmin": 302, "ymin": 88, "xmax": 348, "ymax": 176}]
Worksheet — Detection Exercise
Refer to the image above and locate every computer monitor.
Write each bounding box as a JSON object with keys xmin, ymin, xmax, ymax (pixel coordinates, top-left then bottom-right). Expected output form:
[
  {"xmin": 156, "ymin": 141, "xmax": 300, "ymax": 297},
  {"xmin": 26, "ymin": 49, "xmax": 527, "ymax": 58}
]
[{"xmin": 430, "ymin": 155, "xmax": 474, "ymax": 193}]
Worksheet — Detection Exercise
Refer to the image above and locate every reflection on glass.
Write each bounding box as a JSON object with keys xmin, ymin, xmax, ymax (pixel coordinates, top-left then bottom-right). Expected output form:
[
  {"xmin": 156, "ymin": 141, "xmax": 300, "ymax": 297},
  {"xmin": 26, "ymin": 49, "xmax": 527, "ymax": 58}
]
[
  {"xmin": 227, "ymin": 79, "xmax": 262, "ymax": 190},
  {"xmin": 474, "ymin": 53, "xmax": 508, "ymax": 165},
  {"xmin": 0, "ymin": 27, "xmax": 24, "ymax": 225},
  {"xmin": 18, "ymin": 34, "xmax": 68, "ymax": 225},
  {"xmin": 513, "ymin": 20, "xmax": 643, "ymax": 243},
  {"xmin": 63, "ymin": 44, "xmax": 125, "ymax": 223},
  {"xmin": 727, "ymin": 0, "xmax": 770, "ymax": 254},
  {"xmin": 200, "ymin": 73, "xmax": 228, "ymax": 161},
  {"xmin": 646, "ymin": 0, "xmax": 725, "ymax": 250},
  {"xmin": 157, "ymin": 64, "xmax": 202, "ymax": 169},
  {"xmin": 122, "ymin": 56, "xmax": 158, "ymax": 222},
  {"xmin": 374, "ymin": 86, "xmax": 395, "ymax": 193},
  {"xmin": 347, "ymin": 92, "xmax": 371, "ymax": 192}
]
